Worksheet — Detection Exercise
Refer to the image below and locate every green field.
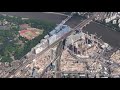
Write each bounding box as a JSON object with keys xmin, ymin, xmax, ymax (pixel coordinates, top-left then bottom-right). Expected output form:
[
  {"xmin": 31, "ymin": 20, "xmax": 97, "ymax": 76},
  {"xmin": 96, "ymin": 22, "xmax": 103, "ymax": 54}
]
[{"xmin": 0, "ymin": 15, "xmax": 56, "ymax": 62}]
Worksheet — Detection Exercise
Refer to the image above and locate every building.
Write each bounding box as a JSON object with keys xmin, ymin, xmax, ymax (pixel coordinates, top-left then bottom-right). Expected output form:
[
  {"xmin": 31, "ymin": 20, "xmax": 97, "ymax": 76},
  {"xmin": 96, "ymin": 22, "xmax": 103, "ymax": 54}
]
[
  {"xmin": 49, "ymin": 24, "xmax": 70, "ymax": 36},
  {"xmin": 56, "ymin": 25, "xmax": 71, "ymax": 39},
  {"xmin": 105, "ymin": 12, "xmax": 118, "ymax": 23},
  {"xmin": 49, "ymin": 25, "xmax": 71, "ymax": 45},
  {"xmin": 118, "ymin": 19, "xmax": 120, "ymax": 23},
  {"xmin": 44, "ymin": 34, "xmax": 49, "ymax": 39},
  {"xmin": 49, "ymin": 30, "xmax": 56, "ymax": 36},
  {"xmin": 22, "ymin": 18, "xmax": 29, "ymax": 20},
  {"xmin": 118, "ymin": 24, "xmax": 120, "ymax": 28},
  {"xmin": 113, "ymin": 20, "xmax": 117, "ymax": 24},
  {"xmin": 48, "ymin": 34, "xmax": 57, "ymax": 45},
  {"xmin": 34, "ymin": 39, "xmax": 49, "ymax": 54},
  {"xmin": 105, "ymin": 18, "xmax": 111, "ymax": 23},
  {"xmin": 66, "ymin": 33, "xmax": 84, "ymax": 46}
]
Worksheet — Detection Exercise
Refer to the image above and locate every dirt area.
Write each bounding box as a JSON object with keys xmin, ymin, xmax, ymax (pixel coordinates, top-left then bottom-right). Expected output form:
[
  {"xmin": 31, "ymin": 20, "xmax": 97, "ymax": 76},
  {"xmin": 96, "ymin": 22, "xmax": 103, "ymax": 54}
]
[
  {"xmin": 21, "ymin": 49, "xmax": 52, "ymax": 76},
  {"xmin": 111, "ymin": 67, "xmax": 120, "ymax": 76},
  {"xmin": 60, "ymin": 49, "xmax": 86, "ymax": 72},
  {"xmin": 19, "ymin": 28, "xmax": 43, "ymax": 40},
  {"xmin": 60, "ymin": 49, "xmax": 103, "ymax": 74},
  {"xmin": 110, "ymin": 50, "xmax": 120, "ymax": 64},
  {"xmin": 86, "ymin": 60, "xmax": 103, "ymax": 73}
]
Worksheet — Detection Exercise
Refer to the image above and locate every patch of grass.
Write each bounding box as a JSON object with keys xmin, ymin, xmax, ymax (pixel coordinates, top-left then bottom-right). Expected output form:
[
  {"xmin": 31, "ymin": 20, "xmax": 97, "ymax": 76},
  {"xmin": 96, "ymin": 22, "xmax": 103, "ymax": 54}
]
[{"xmin": 0, "ymin": 15, "xmax": 56, "ymax": 62}]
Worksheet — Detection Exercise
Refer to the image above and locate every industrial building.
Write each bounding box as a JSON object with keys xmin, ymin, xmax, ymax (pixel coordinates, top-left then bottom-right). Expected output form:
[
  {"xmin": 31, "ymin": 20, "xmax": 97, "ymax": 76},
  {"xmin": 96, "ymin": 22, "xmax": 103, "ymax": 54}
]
[
  {"xmin": 2, "ymin": 12, "xmax": 120, "ymax": 78},
  {"xmin": 33, "ymin": 24, "xmax": 71, "ymax": 54},
  {"xmin": 28, "ymin": 30, "xmax": 120, "ymax": 78}
]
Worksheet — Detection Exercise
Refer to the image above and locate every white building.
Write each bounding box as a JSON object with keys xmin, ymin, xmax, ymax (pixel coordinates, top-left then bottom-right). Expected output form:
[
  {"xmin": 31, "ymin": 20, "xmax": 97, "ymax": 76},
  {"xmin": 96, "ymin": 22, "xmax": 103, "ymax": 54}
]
[
  {"xmin": 118, "ymin": 23, "xmax": 120, "ymax": 28},
  {"xmin": 118, "ymin": 19, "xmax": 120, "ymax": 23},
  {"xmin": 105, "ymin": 18, "xmax": 111, "ymax": 23},
  {"xmin": 35, "ymin": 47, "xmax": 43, "ymax": 54},
  {"xmin": 48, "ymin": 34, "xmax": 57, "ymax": 45},
  {"xmin": 44, "ymin": 34, "xmax": 49, "ymax": 39},
  {"xmin": 110, "ymin": 15, "xmax": 117, "ymax": 21},
  {"xmin": 113, "ymin": 20, "xmax": 117, "ymax": 24}
]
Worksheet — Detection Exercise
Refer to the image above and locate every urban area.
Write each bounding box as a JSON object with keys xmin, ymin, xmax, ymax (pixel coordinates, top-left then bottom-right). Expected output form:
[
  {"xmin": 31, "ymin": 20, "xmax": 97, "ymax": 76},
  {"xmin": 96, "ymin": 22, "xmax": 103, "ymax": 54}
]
[{"xmin": 0, "ymin": 12, "xmax": 120, "ymax": 78}]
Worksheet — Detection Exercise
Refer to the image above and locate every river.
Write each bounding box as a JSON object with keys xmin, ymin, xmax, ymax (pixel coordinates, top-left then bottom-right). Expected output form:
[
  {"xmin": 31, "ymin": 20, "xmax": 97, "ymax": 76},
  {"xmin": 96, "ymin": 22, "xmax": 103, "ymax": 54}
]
[
  {"xmin": 0, "ymin": 12, "xmax": 85, "ymax": 28},
  {"xmin": 0, "ymin": 12, "xmax": 66, "ymax": 24},
  {"xmin": 83, "ymin": 22, "xmax": 120, "ymax": 48},
  {"xmin": 0, "ymin": 12, "xmax": 120, "ymax": 48}
]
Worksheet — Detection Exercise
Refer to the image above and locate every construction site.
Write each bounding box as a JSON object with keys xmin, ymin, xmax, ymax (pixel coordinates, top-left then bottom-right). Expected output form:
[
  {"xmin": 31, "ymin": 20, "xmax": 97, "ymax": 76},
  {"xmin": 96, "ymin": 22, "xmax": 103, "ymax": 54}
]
[
  {"xmin": 0, "ymin": 12, "xmax": 120, "ymax": 78},
  {"xmin": 9, "ymin": 29, "xmax": 120, "ymax": 78}
]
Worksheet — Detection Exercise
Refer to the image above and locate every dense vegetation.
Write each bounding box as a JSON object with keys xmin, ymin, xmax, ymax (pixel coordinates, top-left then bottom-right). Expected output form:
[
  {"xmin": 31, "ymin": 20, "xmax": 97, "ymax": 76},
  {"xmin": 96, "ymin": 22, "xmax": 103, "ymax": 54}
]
[{"xmin": 0, "ymin": 15, "xmax": 56, "ymax": 62}]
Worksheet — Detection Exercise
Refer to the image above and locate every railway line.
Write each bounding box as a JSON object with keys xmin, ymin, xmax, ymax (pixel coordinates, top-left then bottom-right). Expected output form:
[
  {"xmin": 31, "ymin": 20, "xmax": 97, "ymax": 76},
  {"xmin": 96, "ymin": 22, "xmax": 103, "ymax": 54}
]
[
  {"xmin": 39, "ymin": 12, "xmax": 102, "ymax": 78},
  {"xmin": 4, "ymin": 12, "xmax": 101, "ymax": 78},
  {"xmin": 40, "ymin": 41, "xmax": 63, "ymax": 78}
]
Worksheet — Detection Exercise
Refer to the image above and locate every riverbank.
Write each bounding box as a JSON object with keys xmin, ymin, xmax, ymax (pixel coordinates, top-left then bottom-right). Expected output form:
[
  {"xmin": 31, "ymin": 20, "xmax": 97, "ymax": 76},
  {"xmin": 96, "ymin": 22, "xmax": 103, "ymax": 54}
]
[
  {"xmin": 83, "ymin": 22, "xmax": 120, "ymax": 48},
  {"xmin": 0, "ymin": 12, "xmax": 85, "ymax": 28},
  {"xmin": 0, "ymin": 12, "xmax": 67, "ymax": 24},
  {"xmin": 1, "ymin": 12, "xmax": 120, "ymax": 48}
]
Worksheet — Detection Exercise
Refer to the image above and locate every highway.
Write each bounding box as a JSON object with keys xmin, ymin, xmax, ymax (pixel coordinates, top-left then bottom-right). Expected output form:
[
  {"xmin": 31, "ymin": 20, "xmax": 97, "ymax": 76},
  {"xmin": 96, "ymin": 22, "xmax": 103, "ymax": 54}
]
[{"xmin": 4, "ymin": 12, "xmax": 101, "ymax": 78}]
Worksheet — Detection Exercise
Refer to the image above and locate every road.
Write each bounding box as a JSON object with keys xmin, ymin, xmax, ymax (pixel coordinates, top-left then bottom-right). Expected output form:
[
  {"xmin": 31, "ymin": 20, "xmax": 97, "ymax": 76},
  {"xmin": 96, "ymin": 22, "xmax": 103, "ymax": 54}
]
[
  {"xmin": 40, "ymin": 41, "xmax": 63, "ymax": 78},
  {"xmin": 5, "ymin": 28, "xmax": 73, "ymax": 78},
  {"xmin": 39, "ymin": 12, "xmax": 102, "ymax": 78},
  {"xmin": 5, "ymin": 12, "xmax": 100, "ymax": 78}
]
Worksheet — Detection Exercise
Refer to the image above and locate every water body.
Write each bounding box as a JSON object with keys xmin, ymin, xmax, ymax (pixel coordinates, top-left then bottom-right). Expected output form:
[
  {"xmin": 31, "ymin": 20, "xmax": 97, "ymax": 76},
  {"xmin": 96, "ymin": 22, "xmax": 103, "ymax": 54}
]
[
  {"xmin": 0, "ymin": 12, "xmax": 66, "ymax": 24},
  {"xmin": 65, "ymin": 15, "xmax": 85, "ymax": 28},
  {"xmin": 83, "ymin": 22, "xmax": 120, "ymax": 48},
  {"xmin": 0, "ymin": 12, "xmax": 120, "ymax": 48},
  {"xmin": 0, "ymin": 12, "xmax": 84, "ymax": 28}
]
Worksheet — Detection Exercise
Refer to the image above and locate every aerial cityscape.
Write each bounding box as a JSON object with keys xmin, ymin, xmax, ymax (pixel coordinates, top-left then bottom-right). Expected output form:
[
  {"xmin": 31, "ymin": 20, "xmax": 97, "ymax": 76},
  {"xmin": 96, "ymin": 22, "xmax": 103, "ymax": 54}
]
[{"xmin": 0, "ymin": 12, "xmax": 120, "ymax": 78}]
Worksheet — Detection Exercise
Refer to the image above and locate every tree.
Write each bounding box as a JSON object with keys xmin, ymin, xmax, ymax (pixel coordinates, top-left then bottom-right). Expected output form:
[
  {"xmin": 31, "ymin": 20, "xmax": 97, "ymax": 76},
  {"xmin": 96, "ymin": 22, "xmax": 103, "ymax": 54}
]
[{"xmin": 0, "ymin": 15, "xmax": 56, "ymax": 62}]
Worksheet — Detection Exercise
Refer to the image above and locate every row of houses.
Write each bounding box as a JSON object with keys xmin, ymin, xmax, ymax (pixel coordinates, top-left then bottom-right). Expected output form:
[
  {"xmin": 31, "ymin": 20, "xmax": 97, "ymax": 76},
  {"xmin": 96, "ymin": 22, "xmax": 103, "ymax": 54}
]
[{"xmin": 104, "ymin": 12, "xmax": 120, "ymax": 28}]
